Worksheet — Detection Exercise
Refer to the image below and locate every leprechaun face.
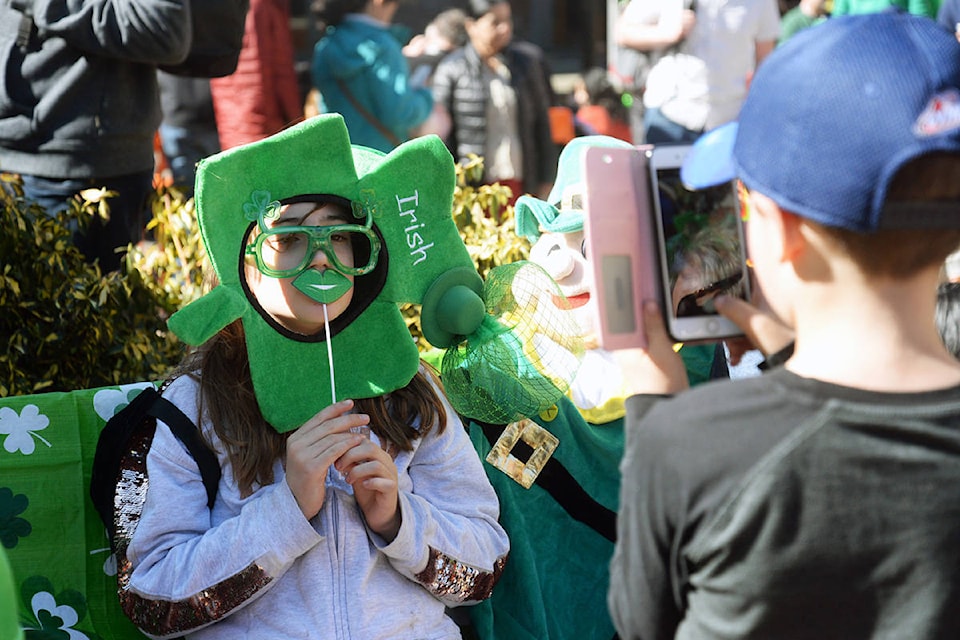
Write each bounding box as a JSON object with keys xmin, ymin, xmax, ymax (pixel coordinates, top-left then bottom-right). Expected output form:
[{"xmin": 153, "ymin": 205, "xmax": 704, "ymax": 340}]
[
  {"xmin": 528, "ymin": 228, "xmax": 597, "ymax": 338},
  {"xmin": 244, "ymin": 200, "xmax": 362, "ymax": 335}
]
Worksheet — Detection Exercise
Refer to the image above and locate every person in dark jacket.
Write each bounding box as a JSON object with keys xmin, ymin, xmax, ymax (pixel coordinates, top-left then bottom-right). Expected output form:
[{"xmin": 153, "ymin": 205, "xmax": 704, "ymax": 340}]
[
  {"xmin": 157, "ymin": 72, "xmax": 221, "ymax": 193},
  {"xmin": 431, "ymin": 0, "xmax": 556, "ymax": 203},
  {"xmin": 0, "ymin": 0, "xmax": 191, "ymax": 272}
]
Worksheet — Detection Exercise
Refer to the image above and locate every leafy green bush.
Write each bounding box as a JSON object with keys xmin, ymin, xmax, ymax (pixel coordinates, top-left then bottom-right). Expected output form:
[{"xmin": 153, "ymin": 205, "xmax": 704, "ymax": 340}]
[
  {"xmin": 453, "ymin": 155, "xmax": 530, "ymax": 276},
  {"xmin": 1, "ymin": 156, "xmax": 530, "ymax": 396},
  {"xmin": 126, "ymin": 186, "xmax": 209, "ymax": 313},
  {"xmin": 0, "ymin": 176, "xmax": 184, "ymax": 396}
]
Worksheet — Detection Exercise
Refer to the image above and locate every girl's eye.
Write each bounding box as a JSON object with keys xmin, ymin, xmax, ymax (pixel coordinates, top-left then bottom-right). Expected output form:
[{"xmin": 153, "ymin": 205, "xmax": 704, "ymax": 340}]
[
  {"xmin": 266, "ymin": 232, "xmax": 305, "ymax": 252},
  {"xmin": 330, "ymin": 232, "xmax": 350, "ymax": 245}
]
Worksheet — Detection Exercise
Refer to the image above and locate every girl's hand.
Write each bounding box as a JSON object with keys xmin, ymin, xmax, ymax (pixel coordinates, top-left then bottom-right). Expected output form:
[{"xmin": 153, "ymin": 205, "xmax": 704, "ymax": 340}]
[
  {"xmin": 285, "ymin": 399, "xmax": 369, "ymax": 520},
  {"xmin": 336, "ymin": 437, "xmax": 402, "ymax": 542}
]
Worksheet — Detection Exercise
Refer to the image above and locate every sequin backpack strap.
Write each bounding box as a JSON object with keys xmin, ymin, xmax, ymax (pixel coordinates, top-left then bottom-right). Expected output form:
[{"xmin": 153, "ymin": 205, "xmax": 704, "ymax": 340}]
[
  {"xmin": 90, "ymin": 380, "xmax": 237, "ymax": 636},
  {"xmin": 90, "ymin": 379, "xmax": 220, "ymax": 547}
]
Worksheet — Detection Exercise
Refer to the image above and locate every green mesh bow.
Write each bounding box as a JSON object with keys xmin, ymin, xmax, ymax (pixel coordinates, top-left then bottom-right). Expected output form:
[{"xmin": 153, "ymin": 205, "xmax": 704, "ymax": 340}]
[{"xmin": 440, "ymin": 262, "xmax": 585, "ymax": 424}]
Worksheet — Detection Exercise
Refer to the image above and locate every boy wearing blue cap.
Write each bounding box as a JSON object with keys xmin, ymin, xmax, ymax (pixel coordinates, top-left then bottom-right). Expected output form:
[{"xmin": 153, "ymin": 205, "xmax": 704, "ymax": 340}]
[{"xmin": 608, "ymin": 11, "xmax": 960, "ymax": 639}]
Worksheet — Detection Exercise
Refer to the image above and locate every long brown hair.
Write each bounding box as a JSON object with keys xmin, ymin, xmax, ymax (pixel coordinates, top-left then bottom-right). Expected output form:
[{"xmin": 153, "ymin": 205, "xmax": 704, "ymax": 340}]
[{"xmin": 173, "ymin": 320, "xmax": 448, "ymax": 496}]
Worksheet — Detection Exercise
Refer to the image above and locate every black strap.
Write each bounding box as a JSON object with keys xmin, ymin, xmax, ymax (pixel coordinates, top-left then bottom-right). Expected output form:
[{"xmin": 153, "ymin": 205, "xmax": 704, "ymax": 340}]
[
  {"xmin": 333, "ymin": 76, "xmax": 402, "ymax": 147},
  {"xmin": 477, "ymin": 421, "xmax": 617, "ymax": 543},
  {"xmin": 148, "ymin": 396, "xmax": 221, "ymax": 510},
  {"xmin": 758, "ymin": 340, "xmax": 796, "ymax": 371}
]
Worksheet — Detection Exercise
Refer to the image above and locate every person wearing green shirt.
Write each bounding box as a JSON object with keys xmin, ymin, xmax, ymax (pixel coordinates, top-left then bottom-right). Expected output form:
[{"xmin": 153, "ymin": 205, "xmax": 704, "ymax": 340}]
[
  {"xmin": 832, "ymin": 0, "xmax": 938, "ymax": 18},
  {"xmin": 779, "ymin": 0, "xmax": 830, "ymax": 44}
]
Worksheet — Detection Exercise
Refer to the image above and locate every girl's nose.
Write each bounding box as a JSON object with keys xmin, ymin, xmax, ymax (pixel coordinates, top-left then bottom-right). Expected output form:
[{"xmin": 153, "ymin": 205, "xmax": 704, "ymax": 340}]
[{"xmin": 308, "ymin": 244, "xmax": 332, "ymax": 270}]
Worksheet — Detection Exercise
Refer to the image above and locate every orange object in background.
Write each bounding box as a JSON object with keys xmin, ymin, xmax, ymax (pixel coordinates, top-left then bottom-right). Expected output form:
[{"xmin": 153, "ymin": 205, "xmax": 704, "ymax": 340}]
[
  {"xmin": 153, "ymin": 131, "xmax": 173, "ymax": 189},
  {"xmin": 549, "ymin": 106, "xmax": 576, "ymax": 145},
  {"xmin": 576, "ymin": 105, "xmax": 633, "ymax": 144}
]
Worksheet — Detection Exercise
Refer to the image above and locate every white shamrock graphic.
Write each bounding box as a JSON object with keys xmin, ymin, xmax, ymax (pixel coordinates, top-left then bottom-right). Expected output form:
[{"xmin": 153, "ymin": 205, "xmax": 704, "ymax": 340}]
[
  {"xmin": 91, "ymin": 527, "xmax": 118, "ymax": 577},
  {"xmin": 90, "ymin": 544, "xmax": 118, "ymax": 577},
  {"xmin": 0, "ymin": 404, "xmax": 51, "ymax": 455},
  {"xmin": 92, "ymin": 382, "xmax": 154, "ymax": 422},
  {"xmin": 28, "ymin": 591, "xmax": 91, "ymax": 639}
]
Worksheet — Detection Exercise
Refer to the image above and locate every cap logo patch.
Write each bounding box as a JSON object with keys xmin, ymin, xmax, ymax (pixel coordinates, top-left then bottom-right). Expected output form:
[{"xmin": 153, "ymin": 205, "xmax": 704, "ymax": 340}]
[{"xmin": 913, "ymin": 89, "xmax": 960, "ymax": 137}]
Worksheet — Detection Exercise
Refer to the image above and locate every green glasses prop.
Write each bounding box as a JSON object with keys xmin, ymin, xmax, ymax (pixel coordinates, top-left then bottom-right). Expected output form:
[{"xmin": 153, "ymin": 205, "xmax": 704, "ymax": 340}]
[{"xmin": 247, "ymin": 222, "xmax": 381, "ymax": 278}]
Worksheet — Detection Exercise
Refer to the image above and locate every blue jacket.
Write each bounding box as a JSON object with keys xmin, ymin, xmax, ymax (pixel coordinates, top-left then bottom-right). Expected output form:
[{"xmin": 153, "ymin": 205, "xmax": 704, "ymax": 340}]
[
  {"xmin": 0, "ymin": 0, "xmax": 191, "ymax": 179},
  {"xmin": 311, "ymin": 15, "xmax": 432, "ymax": 153}
]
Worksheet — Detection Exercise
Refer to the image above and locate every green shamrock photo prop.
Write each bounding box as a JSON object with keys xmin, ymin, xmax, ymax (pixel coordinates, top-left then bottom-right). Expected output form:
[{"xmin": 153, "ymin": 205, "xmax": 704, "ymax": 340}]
[{"xmin": 168, "ymin": 115, "xmax": 484, "ymax": 432}]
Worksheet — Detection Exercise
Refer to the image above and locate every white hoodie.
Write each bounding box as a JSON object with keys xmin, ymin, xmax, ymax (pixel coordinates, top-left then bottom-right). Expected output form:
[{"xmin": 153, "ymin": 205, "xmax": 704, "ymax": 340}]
[{"xmin": 125, "ymin": 374, "xmax": 509, "ymax": 639}]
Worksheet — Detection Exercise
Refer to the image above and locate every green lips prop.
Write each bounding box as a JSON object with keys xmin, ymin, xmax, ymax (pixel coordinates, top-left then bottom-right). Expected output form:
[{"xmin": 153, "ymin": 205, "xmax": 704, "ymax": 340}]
[{"xmin": 293, "ymin": 268, "xmax": 353, "ymax": 304}]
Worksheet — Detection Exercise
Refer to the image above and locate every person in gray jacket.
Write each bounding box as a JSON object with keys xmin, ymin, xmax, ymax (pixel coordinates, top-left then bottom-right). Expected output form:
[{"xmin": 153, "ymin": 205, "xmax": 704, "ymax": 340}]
[{"xmin": 0, "ymin": 0, "xmax": 191, "ymax": 271}]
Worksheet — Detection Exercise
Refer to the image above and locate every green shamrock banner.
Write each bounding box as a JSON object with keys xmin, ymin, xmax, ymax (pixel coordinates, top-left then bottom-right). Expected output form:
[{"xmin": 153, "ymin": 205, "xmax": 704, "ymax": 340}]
[{"xmin": 0, "ymin": 383, "xmax": 157, "ymax": 639}]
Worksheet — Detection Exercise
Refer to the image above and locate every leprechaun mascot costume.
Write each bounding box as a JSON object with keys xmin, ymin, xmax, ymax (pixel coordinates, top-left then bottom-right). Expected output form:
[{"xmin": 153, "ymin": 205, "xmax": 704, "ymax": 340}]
[{"xmin": 462, "ymin": 137, "xmax": 630, "ymax": 640}]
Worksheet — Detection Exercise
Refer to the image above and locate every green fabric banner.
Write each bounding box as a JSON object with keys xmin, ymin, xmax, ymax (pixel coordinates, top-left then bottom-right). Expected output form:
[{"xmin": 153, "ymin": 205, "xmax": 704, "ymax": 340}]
[{"xmin": 1, "ymin": 382, "xmax": 157, "ymax": 639}]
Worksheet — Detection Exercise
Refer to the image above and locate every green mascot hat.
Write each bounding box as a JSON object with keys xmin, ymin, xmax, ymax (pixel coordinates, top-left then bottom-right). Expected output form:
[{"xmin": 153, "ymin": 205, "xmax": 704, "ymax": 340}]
[
  {"xmin": 168, "ymin": 115, "xmax": 485, "ymax": 432},
  {"xmin": 514, "ymin": 135, "xmax": 636, "ymax": 240}
]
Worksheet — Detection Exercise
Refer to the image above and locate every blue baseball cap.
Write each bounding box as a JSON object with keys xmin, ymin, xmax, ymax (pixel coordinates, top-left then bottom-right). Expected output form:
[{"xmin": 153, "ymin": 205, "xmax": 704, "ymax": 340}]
[
  {"xmin": 682, "ymin": 11, "xmax": 960, "ymax": 232},
  {"xmin": 680, "ymin": 122, "xmax": 739, "ymax": 191}
]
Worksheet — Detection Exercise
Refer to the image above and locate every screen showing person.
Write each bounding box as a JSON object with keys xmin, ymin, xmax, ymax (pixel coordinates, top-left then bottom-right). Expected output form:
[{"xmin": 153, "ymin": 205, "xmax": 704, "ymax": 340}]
[{"xmin": 648, "ymin": 144, "xmax": 748, "ymax": 342}]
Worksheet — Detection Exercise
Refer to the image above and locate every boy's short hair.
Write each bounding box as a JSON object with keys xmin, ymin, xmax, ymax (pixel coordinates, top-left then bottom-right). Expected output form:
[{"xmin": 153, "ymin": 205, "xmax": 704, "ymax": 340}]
[
  {"xmin": 684, "ymin": 12, "xmax": 960, "ymax": 236},
  {"xmin": 821, "ymin": 152, "xmax": 960, "ymax": 276}
]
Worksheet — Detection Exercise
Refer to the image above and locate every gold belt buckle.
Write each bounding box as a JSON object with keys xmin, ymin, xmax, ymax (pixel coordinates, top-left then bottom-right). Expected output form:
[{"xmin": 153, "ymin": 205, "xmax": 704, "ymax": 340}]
[{"xmin": 485, "ymin": 418, "xmax": 559, "ymax": 489}]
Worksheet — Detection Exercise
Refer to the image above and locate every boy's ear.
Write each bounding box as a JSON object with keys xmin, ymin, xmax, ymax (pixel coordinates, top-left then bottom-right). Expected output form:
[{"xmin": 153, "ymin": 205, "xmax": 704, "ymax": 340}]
[
  {"xmin": 777, "ymin": 207, "xmax": 807, "ymax": 263},
  {"xmin": 748, "ymin": 189, "xmax": 804, "ymax": 264}
]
